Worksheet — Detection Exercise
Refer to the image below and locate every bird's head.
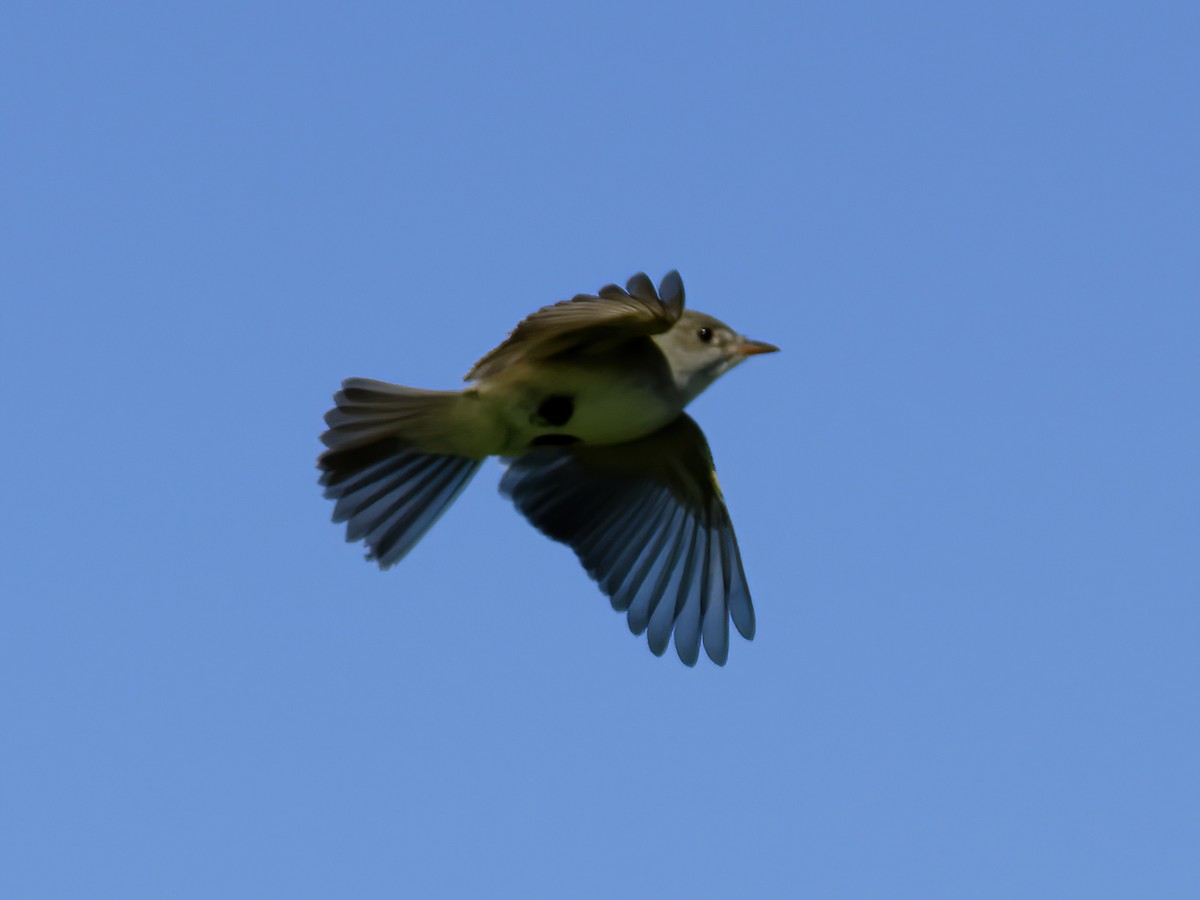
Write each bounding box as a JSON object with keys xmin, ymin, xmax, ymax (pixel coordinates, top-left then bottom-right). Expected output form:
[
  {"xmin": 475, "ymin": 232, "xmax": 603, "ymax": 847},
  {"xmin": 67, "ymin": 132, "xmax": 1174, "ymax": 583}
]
[{"xmin": 654, "ymin": 309, "xmax": 779, "ymax": 404}]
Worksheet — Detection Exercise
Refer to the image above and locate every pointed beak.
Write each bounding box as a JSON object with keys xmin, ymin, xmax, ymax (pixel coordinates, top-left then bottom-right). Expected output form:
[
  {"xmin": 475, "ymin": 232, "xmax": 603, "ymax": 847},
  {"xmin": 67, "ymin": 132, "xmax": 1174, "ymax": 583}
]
[{"xmin": 737, "ymin": 337, "xmax": 780, "ymax": 357}]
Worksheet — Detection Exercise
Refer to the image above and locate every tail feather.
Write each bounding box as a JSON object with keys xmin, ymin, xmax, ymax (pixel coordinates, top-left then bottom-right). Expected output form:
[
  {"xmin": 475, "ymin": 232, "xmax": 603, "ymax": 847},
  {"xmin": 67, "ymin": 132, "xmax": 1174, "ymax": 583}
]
[
  {"xmin": 319, "ymin": 379, "xmax": 484, "ymax": 568},
  {"xmin": 322, "ymin": 378, "xmax": 480, "ymax": 455}
]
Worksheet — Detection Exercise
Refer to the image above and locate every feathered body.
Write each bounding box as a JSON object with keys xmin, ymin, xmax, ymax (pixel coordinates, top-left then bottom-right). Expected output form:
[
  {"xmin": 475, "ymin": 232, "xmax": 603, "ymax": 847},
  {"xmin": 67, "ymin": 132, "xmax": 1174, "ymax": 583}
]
[{"xmin": 318, "ymin": 271, "xmax": 777, "ymax": 665}]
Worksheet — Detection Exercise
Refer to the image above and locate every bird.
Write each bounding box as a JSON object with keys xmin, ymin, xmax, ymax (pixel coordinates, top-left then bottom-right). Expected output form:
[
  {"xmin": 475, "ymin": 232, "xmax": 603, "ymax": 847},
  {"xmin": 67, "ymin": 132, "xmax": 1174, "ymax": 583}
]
[{"xmin": 318, "ymin": 270, "xmax": 778, "ymax": 666}]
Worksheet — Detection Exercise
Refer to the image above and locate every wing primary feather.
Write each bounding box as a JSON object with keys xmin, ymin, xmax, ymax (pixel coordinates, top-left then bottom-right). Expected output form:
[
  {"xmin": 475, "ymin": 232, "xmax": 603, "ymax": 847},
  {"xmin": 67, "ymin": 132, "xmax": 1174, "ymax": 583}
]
[
  {"xmin": 589, "ymin": 488, "xmax": 663, "ymax": 595},
  {"xmin": 624, "ymin": 272, "xmax": 657, "ymax": 304},
  {"xmin": 343, "ymin": 455, "xmax": 447, "ymax": 542},
  {"xmin": 330, "ymin": 453, "xmax": 440, "ymax": 524},
  {"xmin": 527, "ymin": 482, "xmax": 611, "ymax": 545},
  {"xmin": 602, "ymin": 489, "xmax": 674, "ymax": 607},
  {"xmin": 701, "ymin": 505, "xmax": 731, "ymax": 665},
  {"xmin": 368, "ymin": 458, "xmax": 479, "ymax": 567},
  {"xmin": 605, "ymin": 491, "xmax": 673, "ymax": 605},
  {"xmin": 658, "ymin": 270, "xmax": 685, "ymax": 319},
  {"xmin": 670, "ymin": 518, "xmax": 705, "ymax": 667},
  {"xmin": 597, "ymin": 284, "xmax": 630, "ymax": 300},
  {"xmin": 323, "ymin": 453, "xmax": 403, "ymax": 503},
  {"xmin": 721, "ymin": 515, "xmax": 756, "ymax": 640},
  {"xmin": 618, "ymin": 500, "xmax": 682, "ymax": 626},
  {"xmin": 360, "ymin": 456, "xmax": 455, "ymax": 548},
  {"xmin": 573, "ymin": 485, "xmax": 658, "ymax": 566},
  {"xmin": 644, "ymin": 512, "xmax": 696, "ymax": 656},
  {"xmin": 569, "ymin": 488, "xmax": 647, "ymax": 562}
]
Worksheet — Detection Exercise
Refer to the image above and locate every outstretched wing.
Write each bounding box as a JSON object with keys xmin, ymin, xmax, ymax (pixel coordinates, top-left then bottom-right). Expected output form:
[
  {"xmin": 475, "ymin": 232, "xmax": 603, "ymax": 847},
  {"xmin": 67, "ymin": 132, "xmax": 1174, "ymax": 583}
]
[
  {"xmin": 465, "ymin": 270, "xmax": 685, "ymax": 382},
  {"xmin": 499, "ymin": 414, "xmax": 756, "ymax": 666}
]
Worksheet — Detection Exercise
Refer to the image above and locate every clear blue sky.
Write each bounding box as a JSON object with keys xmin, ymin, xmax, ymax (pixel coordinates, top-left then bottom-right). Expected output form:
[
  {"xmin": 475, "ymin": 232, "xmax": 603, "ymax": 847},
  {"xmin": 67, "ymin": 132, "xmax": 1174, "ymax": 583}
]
[{"xmin": 3, "ymin": 2, "xmax": 1197, "ymax": 897}]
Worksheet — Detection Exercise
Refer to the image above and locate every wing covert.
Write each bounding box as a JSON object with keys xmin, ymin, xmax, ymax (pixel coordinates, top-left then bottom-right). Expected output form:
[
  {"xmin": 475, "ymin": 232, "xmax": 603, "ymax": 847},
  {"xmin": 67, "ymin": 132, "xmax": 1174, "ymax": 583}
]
[{"xmin": 466, "ymin": 270, "xmax": 686, "ymax": 382}]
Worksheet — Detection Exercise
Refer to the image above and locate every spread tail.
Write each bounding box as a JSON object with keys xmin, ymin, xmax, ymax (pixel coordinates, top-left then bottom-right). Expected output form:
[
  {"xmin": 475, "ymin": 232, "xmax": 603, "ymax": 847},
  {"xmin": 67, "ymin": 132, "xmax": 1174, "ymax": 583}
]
[{"xmin": 319, "ymin": 378, "xmax": 484, "ymax": 568}]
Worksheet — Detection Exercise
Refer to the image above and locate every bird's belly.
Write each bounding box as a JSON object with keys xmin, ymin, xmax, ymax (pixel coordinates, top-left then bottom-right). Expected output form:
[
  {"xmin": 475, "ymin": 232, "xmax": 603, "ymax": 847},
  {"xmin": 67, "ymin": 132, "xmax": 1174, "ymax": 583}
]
[
  {"xmin": 562, "ymin": 380, "xmax": 678, "ymax": 444},
  {"xmin": 480, "ymin": 360, "xmax": 682, "ymax": 454}
]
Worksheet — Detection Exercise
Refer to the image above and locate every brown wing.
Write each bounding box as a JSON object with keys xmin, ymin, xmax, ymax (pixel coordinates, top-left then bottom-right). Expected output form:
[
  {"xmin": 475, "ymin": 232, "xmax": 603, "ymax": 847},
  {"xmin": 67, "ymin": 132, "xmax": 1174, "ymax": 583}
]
[{"xmin": 464, "ymin": 270, "xmax": 685, "ymax": 382}]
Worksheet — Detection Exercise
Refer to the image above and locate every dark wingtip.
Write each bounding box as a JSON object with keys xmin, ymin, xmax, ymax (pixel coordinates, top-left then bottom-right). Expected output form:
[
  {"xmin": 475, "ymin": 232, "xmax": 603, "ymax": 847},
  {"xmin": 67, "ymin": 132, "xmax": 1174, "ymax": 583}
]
[
  {"xmin": 317, "ymin": 435, "xmax": 405, "ymax": 486},
  {"xmin": 677, "ymin": 644, "xmax": 700, "ymax": 667},
  {"xmin": 659, "ymin": 270, "xmax": 685, "ymax": 315},
  {"xmin": 624, "ymin": 272, "xmax": 657, "ymax": 304},
  {"xmin": 704, "ymin": 643, "xmax": 730, "ymax": 666}
]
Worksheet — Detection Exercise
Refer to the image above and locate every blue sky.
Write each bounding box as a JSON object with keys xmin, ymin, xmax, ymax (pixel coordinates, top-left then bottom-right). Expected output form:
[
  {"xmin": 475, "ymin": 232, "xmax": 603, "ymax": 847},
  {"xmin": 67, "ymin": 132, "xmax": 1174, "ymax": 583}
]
[{"xmin": 3, "ymin": 1, "xmax": 1198, "ymax": 897}]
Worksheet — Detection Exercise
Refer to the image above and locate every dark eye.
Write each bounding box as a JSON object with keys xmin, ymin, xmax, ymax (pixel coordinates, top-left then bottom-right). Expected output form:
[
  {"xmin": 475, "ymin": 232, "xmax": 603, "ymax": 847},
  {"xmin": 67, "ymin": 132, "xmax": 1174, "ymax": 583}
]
[{"xmin": 698, "ymin": 327, "xmax": 713, "ymax": 343}]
